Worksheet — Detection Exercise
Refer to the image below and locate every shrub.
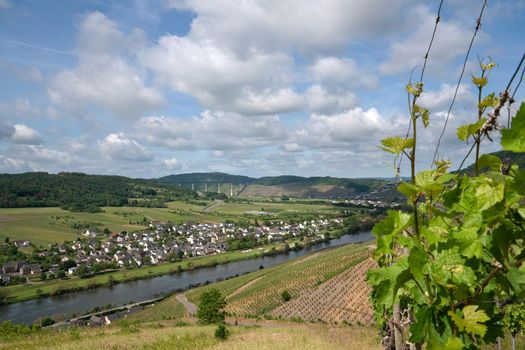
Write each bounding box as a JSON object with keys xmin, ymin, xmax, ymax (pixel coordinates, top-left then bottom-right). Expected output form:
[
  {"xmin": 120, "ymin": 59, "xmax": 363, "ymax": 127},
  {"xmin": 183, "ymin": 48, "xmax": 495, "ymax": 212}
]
[
  {"xmin": 41, "ymin": 317, "xmax": 55, "ymax": 327},
  {"xmin": 214, "ymin": 324, "xmax": 229, "ymax": 340},
  {"xmin": 281, "ymin": 290, "xmax": 291, "ymax": 302}
]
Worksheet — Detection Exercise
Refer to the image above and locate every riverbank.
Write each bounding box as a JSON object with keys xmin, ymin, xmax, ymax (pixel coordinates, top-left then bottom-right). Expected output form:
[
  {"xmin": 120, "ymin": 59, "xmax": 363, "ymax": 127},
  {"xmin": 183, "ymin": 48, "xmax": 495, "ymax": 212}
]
[{"xmin": 1, "ymin": 231, "xmax": 352, "ymax": 305}]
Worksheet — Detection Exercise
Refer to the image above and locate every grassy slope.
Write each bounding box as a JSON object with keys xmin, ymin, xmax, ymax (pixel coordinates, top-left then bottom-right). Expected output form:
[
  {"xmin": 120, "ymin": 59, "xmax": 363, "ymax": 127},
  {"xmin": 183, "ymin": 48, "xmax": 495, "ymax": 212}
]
[{"xmin": 0, "ymin": 321, "xmax": 382, "ymax": 350}]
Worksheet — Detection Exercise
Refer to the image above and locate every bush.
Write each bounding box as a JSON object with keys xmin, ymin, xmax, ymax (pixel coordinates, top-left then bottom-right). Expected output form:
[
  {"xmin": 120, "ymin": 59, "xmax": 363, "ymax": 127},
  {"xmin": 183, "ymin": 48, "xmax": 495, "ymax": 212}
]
[
  {"xmin": 214, "ymin": 324, "xmax": 229, "ymax": 340},
  {"xmin": 41, "ymin": 317, "xmax": 55, "ymax": 327},
  {"xmin": 281, "ymin": 290, "xmax": 291, "ymax": 302}
]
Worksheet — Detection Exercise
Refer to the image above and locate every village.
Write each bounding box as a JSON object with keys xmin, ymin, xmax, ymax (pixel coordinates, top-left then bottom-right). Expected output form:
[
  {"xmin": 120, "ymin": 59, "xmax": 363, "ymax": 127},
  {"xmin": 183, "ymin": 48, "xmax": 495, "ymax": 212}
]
[{"xmin": 0, "ymin": 218, "xmax": 345, "ymax": 285}]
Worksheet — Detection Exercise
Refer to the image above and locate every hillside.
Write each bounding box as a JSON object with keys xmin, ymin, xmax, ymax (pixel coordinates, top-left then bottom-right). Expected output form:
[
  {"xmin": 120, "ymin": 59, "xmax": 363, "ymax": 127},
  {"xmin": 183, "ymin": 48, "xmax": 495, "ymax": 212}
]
[
  {"xmin": 0, "ymin": 172, "xmax": 193, "ymax": 212},
  {"xmin": 157, "ymin": 173, "xmax": 390, "ymax": 199}
]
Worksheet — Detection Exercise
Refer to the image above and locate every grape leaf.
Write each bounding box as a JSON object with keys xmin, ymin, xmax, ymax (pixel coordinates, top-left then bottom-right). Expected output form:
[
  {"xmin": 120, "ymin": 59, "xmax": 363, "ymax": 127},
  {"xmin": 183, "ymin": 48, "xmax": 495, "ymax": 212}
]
[
  {"xmin": 501, "ymin": 102, "xmax": 525, "ymax": 152},
  {"xmin": 380, "ymin": 136, "xmax": 414, "ymax": 155},
  {"xmin": 472, "ymin": 76, "xmax": 488, "ymax": 88},
  {"xmin": 457, "ymin": 118, "xmax": 486, "ymax": 141}
]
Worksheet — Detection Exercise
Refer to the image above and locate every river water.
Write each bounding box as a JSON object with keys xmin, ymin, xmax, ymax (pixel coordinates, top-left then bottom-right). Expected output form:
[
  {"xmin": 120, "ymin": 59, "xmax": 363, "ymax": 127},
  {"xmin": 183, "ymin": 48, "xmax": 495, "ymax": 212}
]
[{"xmin": 0, "ymin": 231, "xmax": 373, "ymax": 324}]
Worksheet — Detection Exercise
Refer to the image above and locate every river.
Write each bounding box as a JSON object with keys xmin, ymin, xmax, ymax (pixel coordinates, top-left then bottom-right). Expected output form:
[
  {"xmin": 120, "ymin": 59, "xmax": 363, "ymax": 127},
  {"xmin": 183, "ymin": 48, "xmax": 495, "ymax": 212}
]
[{"xmin": 0, "ymin": 231, "xmax": 373, "ymax": 325}]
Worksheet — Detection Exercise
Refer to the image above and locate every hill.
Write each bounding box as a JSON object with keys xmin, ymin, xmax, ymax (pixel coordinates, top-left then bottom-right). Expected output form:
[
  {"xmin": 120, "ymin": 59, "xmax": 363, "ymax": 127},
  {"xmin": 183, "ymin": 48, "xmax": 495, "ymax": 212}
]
[
  {"xmin": 157, "ymin": 173, "xmax": 390, "ymax": 199},
  {"xmin": 0, "ymin": 172, "xmax": 193, "ymax": 212},
  {"xmin": 157, "ymin": 172, "xmax": 256, "ymax": 185}
]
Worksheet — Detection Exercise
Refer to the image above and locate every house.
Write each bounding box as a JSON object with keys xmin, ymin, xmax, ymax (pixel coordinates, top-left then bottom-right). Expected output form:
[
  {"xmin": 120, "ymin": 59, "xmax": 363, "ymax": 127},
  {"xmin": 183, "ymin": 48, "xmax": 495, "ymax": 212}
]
[
  {"xmin": 19, "ymin": 264, "xmax": 31, "ymax": 275},
  {"xmin": 103, "ymin": 313, "xmax": 121, "ymax": 325},
  {"xmin": 1, "ymin": 261, "xmax": 16, "ymax": 274},
  {"xmin": 84, "ymin": 230, "xmax": 98, "ymax": 238},
  {"xmin": 68, "ymin": 266, "xmax": 77, "ymax": 275},
  {"xmin": 12, "ymin": 240, "xmax": 30, "ymax": 247},
  {"xmin": 30, "ymin": 264, "xmax": 42, "ymax": 275}
]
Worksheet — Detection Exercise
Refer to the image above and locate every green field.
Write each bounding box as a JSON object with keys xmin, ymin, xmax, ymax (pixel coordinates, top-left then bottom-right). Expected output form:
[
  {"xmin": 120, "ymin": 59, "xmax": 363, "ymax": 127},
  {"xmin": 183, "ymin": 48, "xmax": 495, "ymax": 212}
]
[{"xmin": 0, "ymin": 200, "xmax": 344, "ymax": 246}]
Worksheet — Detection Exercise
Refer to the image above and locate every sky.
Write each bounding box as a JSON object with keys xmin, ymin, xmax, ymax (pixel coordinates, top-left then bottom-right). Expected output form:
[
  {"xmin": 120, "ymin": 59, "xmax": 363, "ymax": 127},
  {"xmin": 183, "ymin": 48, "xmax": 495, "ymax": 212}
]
[{"xmin": 0, "ymin": 0, "xmax": 524, "ymax": 179}]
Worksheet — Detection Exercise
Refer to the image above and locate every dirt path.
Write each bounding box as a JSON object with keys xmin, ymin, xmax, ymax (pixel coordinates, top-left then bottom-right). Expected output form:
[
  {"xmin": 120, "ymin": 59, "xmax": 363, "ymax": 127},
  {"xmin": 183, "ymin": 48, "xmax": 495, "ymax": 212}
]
[
  {"xmin": 227, "ymin": 276, "xmax": 262, "ymax": 299},
  {"xmin": 203, "ymin": 200, "xmax": 224, "ymax": 213},
  {"xmin": 175, "ymin": 293, "xmax": 198, "ymax": 318}
]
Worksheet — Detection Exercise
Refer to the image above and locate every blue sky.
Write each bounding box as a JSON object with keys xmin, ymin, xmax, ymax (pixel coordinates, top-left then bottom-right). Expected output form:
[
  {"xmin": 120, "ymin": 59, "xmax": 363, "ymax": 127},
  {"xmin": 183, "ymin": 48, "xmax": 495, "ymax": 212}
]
[{"xmin": 0, "ymin": 0, "xmax": 523, "ymax": 178}]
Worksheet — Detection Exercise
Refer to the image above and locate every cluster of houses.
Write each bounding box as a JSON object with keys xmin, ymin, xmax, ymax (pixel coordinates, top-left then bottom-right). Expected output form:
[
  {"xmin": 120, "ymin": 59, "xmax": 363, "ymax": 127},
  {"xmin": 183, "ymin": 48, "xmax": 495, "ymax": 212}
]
[
  {"xmin": 332, "ymin": 198, "xmax": 401, "ymax": 209},
  {"xmin": 0, "ymin": 260, "xmax": 42, "ymax": 284},
  {"xmin": 1, "ymin": 218, "xmax": 343, "ymax": 284}
]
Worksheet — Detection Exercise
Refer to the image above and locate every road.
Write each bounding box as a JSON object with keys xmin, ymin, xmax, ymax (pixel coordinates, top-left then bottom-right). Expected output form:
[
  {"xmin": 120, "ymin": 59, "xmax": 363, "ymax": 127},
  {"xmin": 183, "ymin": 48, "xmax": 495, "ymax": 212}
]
[{"xmin": 203, "ymin": 200, "xmax": 224, "ymax": 213}]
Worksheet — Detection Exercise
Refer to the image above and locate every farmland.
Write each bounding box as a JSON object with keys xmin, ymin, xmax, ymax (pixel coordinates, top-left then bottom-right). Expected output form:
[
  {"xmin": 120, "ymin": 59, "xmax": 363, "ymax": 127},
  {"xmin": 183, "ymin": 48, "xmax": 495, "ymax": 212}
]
[
  {"xmin": 185, "ymin": 242, "xmax": 375, "ymax": 325},
  {"xmin": 0, "ymin": 199, "xmax": 347, "ymax": 247}
]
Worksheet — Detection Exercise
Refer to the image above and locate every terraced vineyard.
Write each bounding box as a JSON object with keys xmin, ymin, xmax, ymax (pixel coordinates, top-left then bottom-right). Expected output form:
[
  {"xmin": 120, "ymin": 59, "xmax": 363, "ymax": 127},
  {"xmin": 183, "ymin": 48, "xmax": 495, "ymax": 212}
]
[
  {"xmin": 270, "ymin": 257, "xmax": 376, "ymax": 324},
  {"xmin": 225, "ymin": 244, "xmax": 370, "ymax": 317}
]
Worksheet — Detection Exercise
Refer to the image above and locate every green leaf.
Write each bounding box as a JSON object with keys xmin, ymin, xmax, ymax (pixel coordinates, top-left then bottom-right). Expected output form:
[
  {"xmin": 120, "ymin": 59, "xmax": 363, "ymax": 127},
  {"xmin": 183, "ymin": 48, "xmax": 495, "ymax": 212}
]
[
  {"xmin": 380, "ymin": 136, "xmax": 414, "ymax": 155},
  {"xmin": 456, "ymin": 118, "xmax": 486, "ymax": 141},
  {"xmin": 414, "ymin": 104, "xmax": 430, "ymax": 127},
  {"xmin": 442, "ymin": 336, "xmax": 464, "ymax": 350},
  {"xmin": 501, "ymin": 102, "xmax": 525, "ymax": 152},
  {"xmin": 462, "ymin": 305, "xmax": 490, "ymax": 336},
  {"xmin": 477, "ymin": 154, "xmax": 502, "ymax": 171},
  {"xmin": 478, "ymin": 93, "xmax": 499, "ymax": 109},
  {"xmin": 475, "ymin": 181, "xmax": 504, "ymax": 210},
  {"xmin": 472, "ymin": 76, "xmax": 488, "ymax": 88},
  {"xmin": 449, "ymin": 305, "xmax": 489, "ymax": 337},
  {"xmin": 409, "ymin": 306, "xmax": 432, "ymax": 343}
]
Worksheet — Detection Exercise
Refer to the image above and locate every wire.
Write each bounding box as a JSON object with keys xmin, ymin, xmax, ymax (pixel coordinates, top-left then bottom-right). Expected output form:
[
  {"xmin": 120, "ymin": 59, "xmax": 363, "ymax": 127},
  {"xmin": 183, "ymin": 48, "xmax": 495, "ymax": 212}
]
[{"xmin": 431, "ymin": 0, "xmax": 488, "ymax": 167}]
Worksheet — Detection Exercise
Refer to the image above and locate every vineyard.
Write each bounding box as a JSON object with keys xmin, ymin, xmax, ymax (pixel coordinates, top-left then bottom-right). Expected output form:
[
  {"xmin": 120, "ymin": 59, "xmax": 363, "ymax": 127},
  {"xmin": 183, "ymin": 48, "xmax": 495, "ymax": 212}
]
[
  {"xmin": 186, "ymin": 242, "xmax": 376, "ymax": 325},
  {"xmin": 271, "ymin": 257, "xmax": 377, "ymax": 325}
]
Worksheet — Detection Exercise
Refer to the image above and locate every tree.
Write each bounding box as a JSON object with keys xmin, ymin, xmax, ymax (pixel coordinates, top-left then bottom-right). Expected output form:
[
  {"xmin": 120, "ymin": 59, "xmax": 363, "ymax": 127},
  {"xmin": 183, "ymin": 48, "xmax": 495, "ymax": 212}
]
[
  {"xmin": 41, "ymin": 317, "xmax": 54, "ymax": 327},
  {"xmin": 196, "ymin": 288, "xmax": 226, "ymax": 324}
]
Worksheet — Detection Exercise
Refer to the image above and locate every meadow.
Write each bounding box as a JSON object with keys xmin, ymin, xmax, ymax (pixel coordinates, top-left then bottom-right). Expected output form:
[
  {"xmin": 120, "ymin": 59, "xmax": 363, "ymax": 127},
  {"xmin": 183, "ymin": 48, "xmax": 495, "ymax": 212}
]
[{"xmin": 0, "ymin": 200, "xmax": 344, "ymax": 247}]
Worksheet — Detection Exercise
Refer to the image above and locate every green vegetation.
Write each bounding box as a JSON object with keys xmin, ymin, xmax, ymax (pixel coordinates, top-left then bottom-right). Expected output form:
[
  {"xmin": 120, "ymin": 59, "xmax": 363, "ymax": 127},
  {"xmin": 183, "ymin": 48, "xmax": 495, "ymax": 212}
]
[
  {"xmin": 0, "ymin": 172, "xmax": 193, "ymax": 212},
  {"xmin": 197, "ymin": 288, "xmax": 226, "ymax": 324},
  {"xmin": 368, "ymin": 56, "xmax": 525, "ymax": 349},
  {"xmin": 0, "ymin": 321, "xmax": 383, "ymax": 350},
  {"xmin": 214, "ymin": 324, "xmax": 230, "ymax": 340}
]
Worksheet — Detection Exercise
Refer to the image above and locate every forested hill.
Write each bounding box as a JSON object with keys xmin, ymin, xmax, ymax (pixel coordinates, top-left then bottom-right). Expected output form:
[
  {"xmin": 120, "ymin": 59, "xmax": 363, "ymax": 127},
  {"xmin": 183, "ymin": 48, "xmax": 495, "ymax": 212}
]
[
  {"xmin": 157, "ymin": 172, "xmax": 256, "ymax": 184},
  {"xmin": 0, "ymin": 172, "xmax": 193, "ymax": 212}
]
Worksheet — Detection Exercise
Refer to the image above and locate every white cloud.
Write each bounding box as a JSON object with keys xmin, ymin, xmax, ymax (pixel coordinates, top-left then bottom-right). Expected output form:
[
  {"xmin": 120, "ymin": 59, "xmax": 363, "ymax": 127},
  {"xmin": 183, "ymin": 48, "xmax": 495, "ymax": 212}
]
[
  {"xmin": 48, "ymin": 12, "xmax": 164, "ymax": 119},
  {"xmin": 310, "ymin": 57, "xmax": 378, "ymax": 89},
  {"xmin": 135, "ymin": 111, "xmax": 287, "ymax": 150},
  {"xmin": 164, "ymin": 158, "xmax": 179, "ymax": 168},
  {"xmin": 98, "ymin": 132, "xmax": 153, "ymax": 161},
  {"xmin": 166, "ymin": 0, "xmax": 414, "ymax": 55},
  {"xmin": 11, "ymin": 124, "xmax": 41, "ymax": 144},
  {"xmin": 418, "ymin": 83, "xmax": 474, "ymax": 111},
  {"xmin": 141, "ymin": 35, "xmax": 300, "ymax": 115},
  {"xmin": 380, "ymin": 6, "xmax": 478, "ymax": 75},
  {"xmin": 306, "ymin": 85, "xmax": 358, "ymax": 114}
]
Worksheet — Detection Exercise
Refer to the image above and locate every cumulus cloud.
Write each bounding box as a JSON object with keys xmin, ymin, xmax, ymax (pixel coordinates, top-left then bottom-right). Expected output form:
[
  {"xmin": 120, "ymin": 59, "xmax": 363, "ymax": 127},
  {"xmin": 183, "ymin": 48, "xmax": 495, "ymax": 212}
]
[
  {"xmin": 306, "ymin": 85, "xmax": 358, "ymax": 114},
  {"xmin": 310, "ymin": 57, "xmax": 378, "ymax": 89},
  {"xmin": 164, "ymin": 158, "xmax": 179, "ymax": 168},
  {"xmin": 166, "ymin": 0, "xmax": 414, "ymax": 55},
  {"xmin": 98, "ymin": 132, "xmax": 153, "ymax": 161},
  {"xmin": 380, "ymin": 6, "xmax": 478, "ymax": 75},
  {"xmin": 48, "ymin": 12, "xmax": 164, "ymax": 119},
  {"xmin": 134, "ymin": 111, "xmax": 287, "ymax": 150},
  {"xmin": 11, "ymin": 124, "xmax": 41, "ymax": 144},
  {"xmin": 141, "ymin": 35, "xmax": 300, "ymax": 115},
  {"xmin": 418, "ymin": 83, "xmax": 475, "ymax": 111}
]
